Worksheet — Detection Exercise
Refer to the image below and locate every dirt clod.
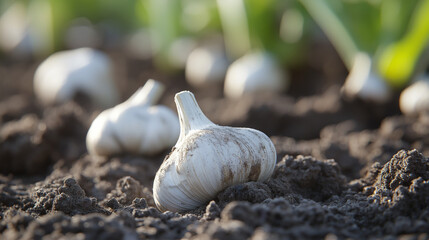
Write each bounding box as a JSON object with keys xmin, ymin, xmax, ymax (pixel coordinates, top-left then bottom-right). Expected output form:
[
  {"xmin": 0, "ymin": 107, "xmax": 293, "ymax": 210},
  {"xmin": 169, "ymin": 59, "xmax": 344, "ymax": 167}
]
[
  {"xmin": 267, "ymin": 155, "xmax": 347, "ymax": 201},
  {"xmin": 368, "ymin": 149, "xmax": 429, "ymax": 215}
]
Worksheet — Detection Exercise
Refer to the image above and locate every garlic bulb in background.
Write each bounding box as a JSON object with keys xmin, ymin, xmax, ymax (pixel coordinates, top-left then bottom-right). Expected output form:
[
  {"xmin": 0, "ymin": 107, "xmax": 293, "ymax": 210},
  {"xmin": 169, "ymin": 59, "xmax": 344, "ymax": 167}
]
[
  {"xmin": 185, "ymin": 44, "xmax": 229, "ymax": 87},
  {"xmin": 0, "ymin": 1, "xmax": 36, "ymax": 58},
  {"xmin": 399, "ymin": 75, "xmax": 429, "ymax": 115},
  {"xmin": 0, "ymin": 1, "xmax": 33, "ymax": 56},
  {"xmin": 167, "ymin": 37, "xmax": 197, "ymax": 70},
  {"xmin": 153, "ymin": 91, "xmax": 276, "ymax": 212},
  {"xmin": 64, "ymin": 18, "xmax": 102, "ymax": 49},
  {"xmin": 34, "ymin": 48, "xmax": 119, "ymax": 108},
  {"xmin": 224, "ymin": 51, "xmax": 288, "ymax": 99},
  {"xmin": 342, "ymin": 52, "xmax": 391, "ymax": 103},
  {"xmin": 125, "ymin": 28, "xmax": 153, "ymax": 60},
  {"xmin": 86, "ymin": 79, "xmax": 180, "ymax": 157}
]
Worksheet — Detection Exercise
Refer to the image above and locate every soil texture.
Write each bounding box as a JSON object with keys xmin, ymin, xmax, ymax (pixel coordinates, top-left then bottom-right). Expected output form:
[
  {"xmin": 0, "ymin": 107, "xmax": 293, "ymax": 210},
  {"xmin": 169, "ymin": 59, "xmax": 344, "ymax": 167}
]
[{"xmin": 1, "ymin": 49, "xmax": 429, "ymax": 239}]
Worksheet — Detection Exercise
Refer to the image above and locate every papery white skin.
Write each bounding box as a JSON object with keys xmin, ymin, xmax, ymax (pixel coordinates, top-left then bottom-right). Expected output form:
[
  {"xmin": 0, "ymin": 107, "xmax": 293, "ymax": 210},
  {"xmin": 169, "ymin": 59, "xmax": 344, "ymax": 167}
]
[
  {"xmin": 34, "ymin": 48, "xmax": 119, "ymax": 108},
  {"xmin": 224, "ymin": 51, "xmax": 288, "ymax": 99},
  {"xmin": 342, "ymin": 52, "xmax": 391, "ymax": 103},
  {"xmin": 399, "ymin": 75, "xmax": 429, "ymax": 115},
  {"xmin": 185, "ymin": 45, "xmax": 229, "ymax": 87},
  {"xmin": 86, "ymin": 80, "xmax": 180, "ymax": 157},
  {"xmin": 153, "ymin": 91, "xmax": 276, "ymax": 212}
]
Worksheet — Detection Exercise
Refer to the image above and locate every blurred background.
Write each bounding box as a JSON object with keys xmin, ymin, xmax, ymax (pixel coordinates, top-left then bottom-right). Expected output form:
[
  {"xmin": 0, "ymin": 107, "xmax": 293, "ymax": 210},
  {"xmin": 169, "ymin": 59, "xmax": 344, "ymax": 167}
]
[{"xmin": 1, "ymin": 0, "xmax": 429, "ymax": 112}]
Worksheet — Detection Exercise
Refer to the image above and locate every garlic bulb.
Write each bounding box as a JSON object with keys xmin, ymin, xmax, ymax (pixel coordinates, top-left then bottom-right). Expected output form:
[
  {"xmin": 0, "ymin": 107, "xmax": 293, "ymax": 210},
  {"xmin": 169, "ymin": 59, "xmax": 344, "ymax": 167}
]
[
  {"xmin": 86, "ymin": 79, "xmax": 180, "ymax": 157},
  {"xmin": 64, "ymin": 19, "xmax": 101, "ymax": 49},
  {"xmin": 125, "ymin": 28, "xmax": 153, "ymax": 60},
  {"xmin": 399, "ymin": 75, "xmax": 429, "ymax": 115},
  {"xmin": 224, "ymin": 51, "xmax": 288, "ymax": 99},
  {"xmin": 185, "ymin": 45, "xmax": 229, "ymax": 87},
  {"xmin": 168, "ymin": 36, "xmax": 197, "ymax": 70},
  {"xmin": 0, "ymin": 2, "xmax": 33, "ymax": 57},
  {"xmin": 153, "ymin": 91, "xmax": 276, "ymax": 212},
  {"xmin": 34, "ymin": 48, "xmax": 119, "ymax": 108},
  {"xmin": 342, "ymin": 52, "xmax": 391, "ymax": 103},
  {"xmin": 0, "ymin": 1, "xmax": 53, "ymax": 57}
]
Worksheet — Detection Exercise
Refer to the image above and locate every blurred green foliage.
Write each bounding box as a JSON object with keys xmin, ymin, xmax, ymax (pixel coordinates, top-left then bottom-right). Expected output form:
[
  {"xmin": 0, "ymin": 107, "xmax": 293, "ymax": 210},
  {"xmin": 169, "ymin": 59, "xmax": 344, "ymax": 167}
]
[
  {"xmin": 378, "ymin": 0, "xmax": 429, "ymax": 87},
  {"xmin": 1, "ymin": 0, "xmax": 428, "ymax": 87},
  {"xmin": 217, "ymin": 0, "xmax": 309, "ymax": 65},
  {"xmin": 300, "ymin": 0, "xmax": 429, "ymax": 87},
  {"xmin": 0, "ymin": 0, "xmax": 307, "ymax": 62},
  {"xmin": 0, "ymin": 0, "xmax": 144, "ymax": 55}
]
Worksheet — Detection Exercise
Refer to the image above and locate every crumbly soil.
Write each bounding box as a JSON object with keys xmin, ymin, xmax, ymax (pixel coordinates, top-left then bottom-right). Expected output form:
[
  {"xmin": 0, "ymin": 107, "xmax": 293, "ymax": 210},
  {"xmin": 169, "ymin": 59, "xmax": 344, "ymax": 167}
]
[{"xmin": 1, "ymin": 48, "xmax": 429, "ymax": 239}]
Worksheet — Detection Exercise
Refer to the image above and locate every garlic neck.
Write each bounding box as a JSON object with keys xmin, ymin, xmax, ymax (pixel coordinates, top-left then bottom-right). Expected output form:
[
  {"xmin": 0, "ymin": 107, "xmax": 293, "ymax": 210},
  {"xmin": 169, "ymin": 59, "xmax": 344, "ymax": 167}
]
[
  {"xmin": 128, "ymin": 79, "xmax": 165, "ymax": 107},
  {"xmin": 174, "ymin": 91, "xmax": 215, "ymax": 143}
]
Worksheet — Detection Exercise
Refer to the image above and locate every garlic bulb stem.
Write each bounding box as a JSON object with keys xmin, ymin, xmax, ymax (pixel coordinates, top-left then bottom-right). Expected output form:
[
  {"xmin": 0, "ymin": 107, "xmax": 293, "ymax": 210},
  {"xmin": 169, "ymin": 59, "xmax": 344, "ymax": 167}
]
[
  {"xmin": 174, "ymin": 91, "xmax": 214, "ymax": 143},
  {"xmin": 127, "ymin": 79, "xmax": 164, "ymax": 107}
]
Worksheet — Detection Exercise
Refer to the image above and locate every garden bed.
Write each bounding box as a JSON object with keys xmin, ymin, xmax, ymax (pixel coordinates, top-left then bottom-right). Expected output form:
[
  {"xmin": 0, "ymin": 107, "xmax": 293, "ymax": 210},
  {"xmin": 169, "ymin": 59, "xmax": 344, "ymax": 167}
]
[{"xmin": 1, "ymin": 48, "xmax": 428, "ymax": 239}]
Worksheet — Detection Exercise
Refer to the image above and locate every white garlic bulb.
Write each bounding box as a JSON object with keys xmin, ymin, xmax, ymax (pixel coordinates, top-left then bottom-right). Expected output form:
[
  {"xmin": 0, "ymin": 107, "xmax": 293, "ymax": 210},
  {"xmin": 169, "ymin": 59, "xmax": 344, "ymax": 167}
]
[
  {"xmin": 342, "ymin": 52, "xmax": 391, "ymax": 103},
  {"xmin": 185, "ymin": 45, "xmax": 229, "ymax": 87},
  {"xmin": 34, "ymin": 48, "xmax": 119, "ymax": 108},
  {"xmin": 0, "ymin": 1, "xmax": 33, "ymax": 57},
  {"xmin": 224, "ymin": 51, "xmax": 288, "ymax": 99},
  {"xmin": 168, "ymin": 36, "xmax": 197, "ymax": 70},
  {"xmin": 86, "ymin": 79, "xmax": 180, "ymax": 157},
  {"xmin": 399, "ymin": 75, "xmax": 429, "ymax": 115},
  {"xmin": 0, "ymin": 1, "xmax": 53, "ymax": 57},
  {"xmin": 125, "ymin": 28, "xmax": 153, "ymax": 60},
  {"xmin": 64, "ymin": 19, "xmax": 101, "ymax": 49},
  {"xmin": 153, "ymin": 91, "xmax": 276, "ymax": 212}
]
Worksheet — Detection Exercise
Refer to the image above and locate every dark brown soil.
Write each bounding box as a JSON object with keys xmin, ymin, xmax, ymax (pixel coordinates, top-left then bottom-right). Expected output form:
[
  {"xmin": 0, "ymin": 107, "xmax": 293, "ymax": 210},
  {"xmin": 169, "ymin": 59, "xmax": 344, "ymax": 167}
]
[{"xmin": 1, "ymin": 48, "xmax": 429, "ymax": 239}]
